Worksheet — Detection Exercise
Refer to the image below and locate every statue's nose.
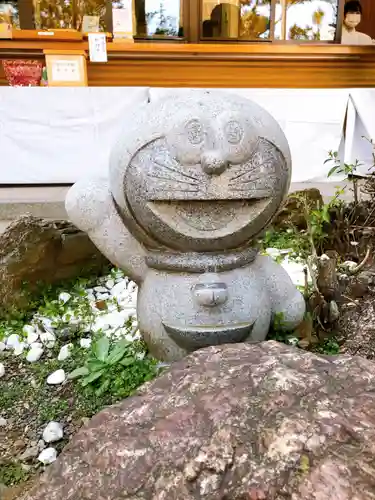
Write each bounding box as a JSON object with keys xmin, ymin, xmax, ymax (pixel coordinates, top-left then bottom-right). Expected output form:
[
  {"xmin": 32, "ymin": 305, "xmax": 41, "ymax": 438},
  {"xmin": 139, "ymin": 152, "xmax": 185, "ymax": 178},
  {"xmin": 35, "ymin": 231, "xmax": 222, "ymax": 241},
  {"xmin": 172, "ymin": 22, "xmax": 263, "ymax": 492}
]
[
  {"xmin": 193, "ymin": 274, "xmax": 228, "ymax": 307},
  {"xmin": 201, "ymin": 151, "xmax": 227, "ymax": 176}
]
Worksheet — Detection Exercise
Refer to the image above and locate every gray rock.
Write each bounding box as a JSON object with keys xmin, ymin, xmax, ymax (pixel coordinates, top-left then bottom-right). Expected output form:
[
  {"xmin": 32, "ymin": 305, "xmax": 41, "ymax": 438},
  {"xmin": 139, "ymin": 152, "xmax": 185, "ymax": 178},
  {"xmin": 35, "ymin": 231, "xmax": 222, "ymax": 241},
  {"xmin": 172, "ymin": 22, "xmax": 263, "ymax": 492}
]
[
  {"xmin": 66, "ymin": 90, "xmax": 305, "ymax": 361},
  {"xmin": 0, "ymin": 216, "xmax": 108, "ymax": 316},
  {"xmin": 20, "ymin": 445, "xmax": 39, "ymax": 461},
  {"xmin": 21, "ymin": 342, "xmax": 375, "ymax": 500}
]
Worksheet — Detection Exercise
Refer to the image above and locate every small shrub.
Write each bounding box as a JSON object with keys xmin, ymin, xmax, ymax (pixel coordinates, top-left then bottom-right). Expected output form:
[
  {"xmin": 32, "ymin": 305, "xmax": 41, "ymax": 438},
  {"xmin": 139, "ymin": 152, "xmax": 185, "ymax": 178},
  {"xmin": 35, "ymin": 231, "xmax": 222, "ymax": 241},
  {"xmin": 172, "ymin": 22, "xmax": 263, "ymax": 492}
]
[{"xmin": 69, "ymin": 334, "xmax": 158, "ymax": 399}]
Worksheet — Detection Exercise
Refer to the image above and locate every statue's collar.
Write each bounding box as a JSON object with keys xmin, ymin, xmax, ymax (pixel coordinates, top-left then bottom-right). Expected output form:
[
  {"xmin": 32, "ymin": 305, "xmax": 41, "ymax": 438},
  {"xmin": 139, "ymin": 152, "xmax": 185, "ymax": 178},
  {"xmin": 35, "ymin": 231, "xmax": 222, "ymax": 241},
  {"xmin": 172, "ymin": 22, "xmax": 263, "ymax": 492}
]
[{"xmin": 145, "ymin": 247, "xmax": 258, "ymax": 273}]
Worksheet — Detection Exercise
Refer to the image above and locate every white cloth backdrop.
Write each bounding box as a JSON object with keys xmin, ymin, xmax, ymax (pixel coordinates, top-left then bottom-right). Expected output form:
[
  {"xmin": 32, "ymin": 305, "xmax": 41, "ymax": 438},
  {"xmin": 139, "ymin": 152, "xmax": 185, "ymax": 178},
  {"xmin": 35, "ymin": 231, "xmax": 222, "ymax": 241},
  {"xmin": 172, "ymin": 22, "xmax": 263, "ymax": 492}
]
[
  {"xmin": 0, "ymin": 86, "xmax": 370, "ymax": 185},
  {"xmin": 0, "ymin": 87, "xmax": 150, "ymax": 184}
]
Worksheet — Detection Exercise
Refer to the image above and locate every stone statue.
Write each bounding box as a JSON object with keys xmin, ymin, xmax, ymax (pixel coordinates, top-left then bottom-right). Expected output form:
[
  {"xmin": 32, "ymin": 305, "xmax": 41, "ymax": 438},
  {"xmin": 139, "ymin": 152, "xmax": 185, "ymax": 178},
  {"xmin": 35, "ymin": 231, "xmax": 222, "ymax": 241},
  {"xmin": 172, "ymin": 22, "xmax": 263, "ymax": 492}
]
[{"xmin": 66, "ymin": 90, "xmax": 305, "ymax": 361}]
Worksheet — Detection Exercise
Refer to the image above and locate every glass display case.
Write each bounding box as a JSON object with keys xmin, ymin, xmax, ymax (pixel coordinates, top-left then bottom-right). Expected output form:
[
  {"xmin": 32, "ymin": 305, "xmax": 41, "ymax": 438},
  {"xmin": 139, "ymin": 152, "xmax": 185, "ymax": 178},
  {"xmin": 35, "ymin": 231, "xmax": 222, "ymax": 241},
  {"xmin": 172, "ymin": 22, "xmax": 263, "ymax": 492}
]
[
  {"xmin": 274, "ymin": 0, "xmax": 338, "ymax": 41},
  {"xmin": 33, "ymin": 0, "xmax": 108, "ymax": 32},
  {"xmin": 201, "ymin": 0, "xmax": 271, "ymax": 40},
  {"xmin": 0, "ymin": 0, "xmax": 19, "ymax": 28},
  {"xmin": 1, "ymin": 0, "xmax": 375, "ymax": 89},
  {"xmin": 201, "ymin": 0, "xmax": 340, "ymax": 42}
]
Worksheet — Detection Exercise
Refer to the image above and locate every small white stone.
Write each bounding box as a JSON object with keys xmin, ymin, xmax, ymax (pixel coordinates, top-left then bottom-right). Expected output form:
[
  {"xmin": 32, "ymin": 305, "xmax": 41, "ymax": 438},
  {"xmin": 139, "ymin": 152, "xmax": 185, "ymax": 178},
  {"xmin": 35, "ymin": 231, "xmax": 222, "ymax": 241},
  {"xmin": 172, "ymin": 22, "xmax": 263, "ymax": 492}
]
[
  {"xmin": 127, "ymin": 281, "xmax": 137, "ymax": 293},
  {"xmin": 47, "ymin": 369, "xmax": 65, "ymax": 385},
  {"xmin": 26, "ymin": 346, "xmax": 44, "ymax": 363},
  {"xmin": 0, "ymin": 363, "xmax": 5, "ymax": 378},
  {"xmin": 58, "ymin": 292, "xmax": 71, "ymax": 304},
  {"xmin": 26, "ymin": 329, "xmax": 39, "ymax": 345},
  {"xmin": 6, "ymin": 334, "xmax": 20, "ymax": 349},
  {"xmin": 0, "ymin": 417, "xmax": 7, "ymax": 427},
  {"xmin": 342, "ymin": 261, "xmax": 357, "ymax": 271},
  {"xmin": 79, "ymin": 338, "xmax": 92, "ymax": 349},
  {"xmin": 42, "ymin": 421, "xmax": 64, "ymax": 443},
  {"xmin": 27, "ymin": 332, "xmax": 39, "ymax": 345},
  {"xmin": 0, "ymin": 342, "xmax": 5, "ymax": 352},
  {"xmin": 96, "ymin": 293, "xmax": 110, "ymax": 300},
  {"xmin": 38, "ymin": 317, "xmax": 54, "ymax": 332},
  {"xmin": 94, "ymin": 286, "xmax": 108, "ymax": 293},
  {"xmin": 287, "ymin": 337, "xmax": 299, "ymax": 346},
  {"xmin": 105, "ymin": 279, "xmax": 115, "ymax": 290},
  {"xmin": 132, "ymin": 330, "xmax": 141, "ymax": 340},
  {"xmin": 23, "ymin": 324, "xmax": 36, "ymax": 336},
  {"xmin": 40, "ymin": 331, "xmax": 56, "ymax": 348},
  {"xmin": 38, "ymin": 447, "xmax": 57, "ymax": 465},
  {"xmin": 57, "ymin": 344, "xmax": 73, "ymax": 362},
  {"xmin": 111, "ymin": 280, "xmax": 128, "ymax": 297},
  {"xmin": 14, "ymin": 342, "xmax": 26, "ymax": 356}
]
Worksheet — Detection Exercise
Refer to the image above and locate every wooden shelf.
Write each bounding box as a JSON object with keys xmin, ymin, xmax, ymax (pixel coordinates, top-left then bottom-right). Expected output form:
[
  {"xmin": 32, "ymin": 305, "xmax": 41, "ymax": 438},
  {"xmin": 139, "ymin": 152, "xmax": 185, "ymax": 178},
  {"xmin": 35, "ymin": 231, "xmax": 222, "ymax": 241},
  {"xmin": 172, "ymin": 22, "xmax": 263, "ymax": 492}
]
[
  {"xmin": 1, "ymin": 41, "xmax": 375, "ymax": 88},
  {"xmin": 11, "ymin": 29, "xmax": 83, "ymax": 41}
]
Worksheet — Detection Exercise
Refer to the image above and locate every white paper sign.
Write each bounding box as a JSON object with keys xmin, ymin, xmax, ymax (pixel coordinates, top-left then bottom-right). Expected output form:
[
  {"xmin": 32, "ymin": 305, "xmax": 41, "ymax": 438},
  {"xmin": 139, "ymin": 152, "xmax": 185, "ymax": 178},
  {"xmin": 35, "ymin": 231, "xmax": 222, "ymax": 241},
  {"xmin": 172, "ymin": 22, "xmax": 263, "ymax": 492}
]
[
  {"xmin": 112, "ymin": 4, "xmax": 133, "ymax": 35},
  {"xmin": 88, "ymin": 33, "xmax": 108, "ymax": 63},
  {"xmin": 51, "ymin": 60, "xmax": 80, "ymax": 82},
  {"xmin": 82, "ymin": 15, "xmax": 99, "ymax": 33}
]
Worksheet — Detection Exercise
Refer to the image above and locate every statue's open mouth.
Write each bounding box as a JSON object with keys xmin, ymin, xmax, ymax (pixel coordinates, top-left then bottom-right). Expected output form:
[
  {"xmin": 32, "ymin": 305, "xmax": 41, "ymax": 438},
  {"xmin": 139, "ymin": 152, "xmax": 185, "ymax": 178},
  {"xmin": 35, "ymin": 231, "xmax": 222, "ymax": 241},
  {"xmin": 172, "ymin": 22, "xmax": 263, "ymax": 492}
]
[
  {"xmin": 162, "ymin": 322, "xmax": 254, "ymax": 350},
  {"xmin": 148, "ymin": 199, "xmax": 269, "ymax": 233}
]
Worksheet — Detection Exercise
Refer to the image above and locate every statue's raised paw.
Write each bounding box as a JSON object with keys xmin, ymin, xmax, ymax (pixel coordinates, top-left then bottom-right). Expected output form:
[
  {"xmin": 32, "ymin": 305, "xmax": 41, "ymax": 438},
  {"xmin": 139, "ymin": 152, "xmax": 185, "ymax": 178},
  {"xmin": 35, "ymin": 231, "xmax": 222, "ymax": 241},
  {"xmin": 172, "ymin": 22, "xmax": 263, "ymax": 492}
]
[{"xmin": 65, "ymin": 178, "xmax": 112, "ymax": 233}]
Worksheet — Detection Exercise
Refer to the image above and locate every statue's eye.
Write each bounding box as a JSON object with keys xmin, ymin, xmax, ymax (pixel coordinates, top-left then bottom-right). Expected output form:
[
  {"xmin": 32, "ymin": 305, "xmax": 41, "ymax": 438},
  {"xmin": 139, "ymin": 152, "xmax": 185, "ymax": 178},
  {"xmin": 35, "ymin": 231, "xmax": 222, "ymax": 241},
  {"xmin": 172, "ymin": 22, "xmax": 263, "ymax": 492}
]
[
  {"xmin": 185, "ymin": 119, "xmax": 204, "ymax": 145},
  {"xmin": 225, "ymin": 121, "xmax": 243, "ymax": 145}
]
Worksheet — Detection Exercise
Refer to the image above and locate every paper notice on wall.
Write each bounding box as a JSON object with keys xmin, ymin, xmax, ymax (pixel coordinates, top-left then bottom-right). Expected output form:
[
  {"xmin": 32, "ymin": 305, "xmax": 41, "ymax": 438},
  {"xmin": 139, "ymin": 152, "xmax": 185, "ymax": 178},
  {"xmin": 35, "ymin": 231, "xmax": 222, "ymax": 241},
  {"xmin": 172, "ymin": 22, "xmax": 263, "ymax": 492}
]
[
  {"xmin": 88, "ymin": 33, "xmax": 108, "ymax": 63},
  {"xmin": 51, "ymin": 59, "xmax": 81, "ymax": 82},
  {"xmin": 113, "ymin": 3, "xmax": 133, "ymax": 37},
  {"xmin": 82, "ymin": 15, "xmax": 100, "ymax": 33}
]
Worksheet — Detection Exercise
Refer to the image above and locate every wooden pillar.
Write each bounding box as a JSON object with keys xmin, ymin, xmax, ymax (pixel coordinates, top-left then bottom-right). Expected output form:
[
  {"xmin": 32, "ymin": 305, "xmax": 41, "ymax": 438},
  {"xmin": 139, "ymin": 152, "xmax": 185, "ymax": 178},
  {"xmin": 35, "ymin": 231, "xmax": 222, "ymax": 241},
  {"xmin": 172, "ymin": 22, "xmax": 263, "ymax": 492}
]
[
  {"xmin": 18, "ymin": 0, "xmax": 34, "ymax": 29},
  {"xmin": 280, "ymin": 0, "xmax": 287, "ymax": 40},
  {"xmin": 135, "ymin": 0, "xmax": 146, "ymax": 36}
]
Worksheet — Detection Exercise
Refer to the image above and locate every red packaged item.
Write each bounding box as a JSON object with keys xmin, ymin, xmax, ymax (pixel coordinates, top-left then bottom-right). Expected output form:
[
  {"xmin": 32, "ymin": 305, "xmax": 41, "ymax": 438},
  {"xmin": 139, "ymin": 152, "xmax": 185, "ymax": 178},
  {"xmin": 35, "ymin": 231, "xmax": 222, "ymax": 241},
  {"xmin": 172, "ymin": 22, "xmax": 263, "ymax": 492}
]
[{"xmin": 2, "ymin": 59, "xmax": 43, "ymax": 87}]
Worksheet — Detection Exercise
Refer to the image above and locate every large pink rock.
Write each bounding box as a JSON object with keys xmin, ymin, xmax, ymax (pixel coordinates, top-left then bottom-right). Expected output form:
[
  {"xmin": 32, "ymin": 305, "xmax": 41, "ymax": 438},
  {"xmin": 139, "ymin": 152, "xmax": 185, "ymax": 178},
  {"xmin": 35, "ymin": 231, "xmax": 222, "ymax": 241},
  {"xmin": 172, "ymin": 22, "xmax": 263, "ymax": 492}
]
[{"xmin": 23, "ymin": 341, "xmax": 375, "ymax": 499}]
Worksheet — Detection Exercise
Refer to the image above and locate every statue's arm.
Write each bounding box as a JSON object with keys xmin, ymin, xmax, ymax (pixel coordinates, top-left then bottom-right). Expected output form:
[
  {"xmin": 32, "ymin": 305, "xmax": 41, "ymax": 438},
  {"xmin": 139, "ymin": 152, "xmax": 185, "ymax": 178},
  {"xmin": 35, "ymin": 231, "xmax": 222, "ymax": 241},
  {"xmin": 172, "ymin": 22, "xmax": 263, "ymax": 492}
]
[
  {"xmin": 256, "ymin": 255, "xmax": 305, "ymax": 330},
  {"xmin": 65, "ymin": 178, "xmax": 147, "ymax": 284}
]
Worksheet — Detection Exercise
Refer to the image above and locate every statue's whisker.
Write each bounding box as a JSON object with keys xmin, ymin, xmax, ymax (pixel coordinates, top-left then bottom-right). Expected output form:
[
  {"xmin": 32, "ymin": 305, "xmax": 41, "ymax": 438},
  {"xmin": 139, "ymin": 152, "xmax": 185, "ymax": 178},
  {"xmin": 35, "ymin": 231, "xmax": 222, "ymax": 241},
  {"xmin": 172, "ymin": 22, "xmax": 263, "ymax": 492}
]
[
  {"xmin": 153, "ymin": 159, "xmax": 200, "ymax": 182},
  {"xmin": 149, "ymin": 173, "xmax": 199, "ymax": 187}
]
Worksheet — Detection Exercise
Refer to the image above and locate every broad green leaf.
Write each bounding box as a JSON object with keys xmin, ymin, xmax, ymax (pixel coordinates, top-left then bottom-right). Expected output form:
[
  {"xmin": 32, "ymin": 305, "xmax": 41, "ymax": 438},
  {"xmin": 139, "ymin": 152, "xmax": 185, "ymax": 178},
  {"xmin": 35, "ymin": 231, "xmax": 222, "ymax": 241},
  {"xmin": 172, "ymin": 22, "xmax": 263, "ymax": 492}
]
[
  {"xmin": 81, "ymin": 369, "xmax": 106, "ymax": 386},
  {"xmin": 120, "ymin": 356, "xmax": 136, "ymax": 367},
  {"xmin": 322, "ymin": 211, "xmax": 330, "ymax": 222},
  {"xmin": 95, "ymin": 378, "xmax": 111, "ymax": 396},
  {"xmin": 107, "ymin": 340, "xmax": 131, "ymax": 366},
  {"xmin": 87, "ymin": 359, "xmax": 106, "ymax": 372},
  {"xmin": 327, "ymin": 165, "xmax": 341, "ymax": 177},
  {"xmin": 68, "ymin": 366, "xmax": 89, "ymax": 379},
  {"xmin": 94, "ymin": 336, "xmax": 110, "ymax": 361}
]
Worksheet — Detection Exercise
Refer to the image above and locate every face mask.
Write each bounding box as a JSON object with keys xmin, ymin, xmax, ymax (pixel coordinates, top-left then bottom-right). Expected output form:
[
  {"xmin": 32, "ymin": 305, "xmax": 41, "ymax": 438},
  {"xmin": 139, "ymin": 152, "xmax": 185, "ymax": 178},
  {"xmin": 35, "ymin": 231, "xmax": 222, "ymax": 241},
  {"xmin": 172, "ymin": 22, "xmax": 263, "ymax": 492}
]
[{"xmin": 345, "ymin": 13, "xmax": 361, "ymax": 28}]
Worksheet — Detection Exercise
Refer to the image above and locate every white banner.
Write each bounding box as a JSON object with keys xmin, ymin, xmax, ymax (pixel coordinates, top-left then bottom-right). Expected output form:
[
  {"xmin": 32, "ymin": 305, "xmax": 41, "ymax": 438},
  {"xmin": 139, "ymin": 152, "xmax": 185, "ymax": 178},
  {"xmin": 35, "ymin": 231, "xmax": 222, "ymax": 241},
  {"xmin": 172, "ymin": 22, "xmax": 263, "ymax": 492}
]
[
  {"xmin": 1, "ymin": 87, "xmax": 372, "ymax": 185},
  {"xmin": 0, "ymin": 87, "xmax": 149, "ymax": 184}
]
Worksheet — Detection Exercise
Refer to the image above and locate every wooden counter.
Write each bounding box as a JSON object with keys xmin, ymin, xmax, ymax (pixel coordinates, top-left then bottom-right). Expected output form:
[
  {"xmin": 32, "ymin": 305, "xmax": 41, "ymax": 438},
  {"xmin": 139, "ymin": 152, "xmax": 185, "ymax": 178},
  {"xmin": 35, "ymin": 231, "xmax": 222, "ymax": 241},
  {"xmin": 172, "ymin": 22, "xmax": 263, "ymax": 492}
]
[{"xmin": 1, "ymin": 41, "xmax": 375, "ymax": 88}]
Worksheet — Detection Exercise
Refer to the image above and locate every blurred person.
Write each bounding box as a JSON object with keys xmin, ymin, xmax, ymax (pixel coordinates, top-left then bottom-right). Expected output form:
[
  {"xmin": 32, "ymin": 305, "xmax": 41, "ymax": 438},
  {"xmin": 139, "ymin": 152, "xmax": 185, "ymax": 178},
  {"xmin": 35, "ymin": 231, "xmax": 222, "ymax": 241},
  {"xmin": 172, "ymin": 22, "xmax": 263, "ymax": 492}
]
[{"xmin": 341, "ymin": 0, "xmax": 374, "ymax": 45}]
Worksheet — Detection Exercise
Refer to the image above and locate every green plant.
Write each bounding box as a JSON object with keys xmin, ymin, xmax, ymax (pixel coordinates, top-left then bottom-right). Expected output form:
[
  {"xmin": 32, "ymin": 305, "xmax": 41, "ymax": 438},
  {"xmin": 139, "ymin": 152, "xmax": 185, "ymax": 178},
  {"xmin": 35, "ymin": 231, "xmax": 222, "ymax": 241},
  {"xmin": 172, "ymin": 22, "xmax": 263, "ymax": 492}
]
[
  {"xmin": 260, "ymin": 228, "xmax": 309, "ymax": 259},
  {"xmin": 0, "ymin": 462, "xmax": 29, "ymax": 487},
  {"xmin": 69, "ymin": 335, "xmax": 158, "ymax": 398},
  {"xmin": 325, "ymin": 150, "xmax": 362, "ymax": 205},
  {"xmin": 315, "ymin": 337, "xmax": 340, "ymax": 355},
  {"xmin": 267, "ymin": 311, "xmax": 298, "ymax": 344}
]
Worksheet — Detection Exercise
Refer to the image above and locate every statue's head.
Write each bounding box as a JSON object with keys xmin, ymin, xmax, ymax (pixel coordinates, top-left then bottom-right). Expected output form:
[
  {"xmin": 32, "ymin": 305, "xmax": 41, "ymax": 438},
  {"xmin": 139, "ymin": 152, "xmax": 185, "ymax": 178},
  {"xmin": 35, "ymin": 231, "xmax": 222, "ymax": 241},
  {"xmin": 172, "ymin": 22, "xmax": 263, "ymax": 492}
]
[
  {"xmin": 344, "ymin": 0, "xmax": 362, "ymax": 29},
  {"xmin": 110, "ymin": 90, "xmax": 291, "ymax": 252}
]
